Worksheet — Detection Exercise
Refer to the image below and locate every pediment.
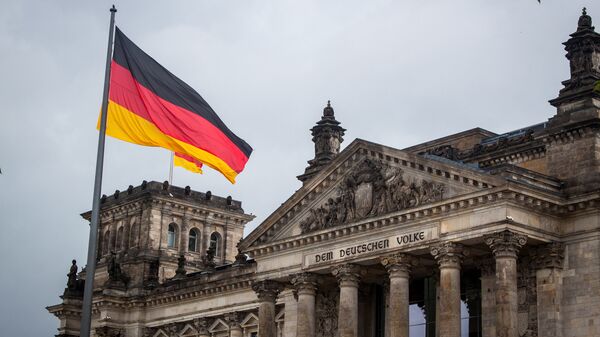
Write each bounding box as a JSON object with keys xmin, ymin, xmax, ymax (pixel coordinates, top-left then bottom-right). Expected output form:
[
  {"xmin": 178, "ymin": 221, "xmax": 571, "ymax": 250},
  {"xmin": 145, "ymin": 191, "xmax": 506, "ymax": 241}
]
[
  {"xmin": 242, "ymin": 139, "xmax": 504, "ymax": 249},
  {"xmin": 209, "ymin": 319, "xmax": 229, "ymax": 332}
]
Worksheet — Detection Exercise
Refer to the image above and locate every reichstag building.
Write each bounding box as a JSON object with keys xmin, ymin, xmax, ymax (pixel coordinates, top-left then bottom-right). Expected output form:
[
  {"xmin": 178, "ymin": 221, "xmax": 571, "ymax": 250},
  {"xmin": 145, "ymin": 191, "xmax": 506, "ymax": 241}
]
[{"xmin": 48, "ymin": 9, "xmax": 600, "ymax": 337}]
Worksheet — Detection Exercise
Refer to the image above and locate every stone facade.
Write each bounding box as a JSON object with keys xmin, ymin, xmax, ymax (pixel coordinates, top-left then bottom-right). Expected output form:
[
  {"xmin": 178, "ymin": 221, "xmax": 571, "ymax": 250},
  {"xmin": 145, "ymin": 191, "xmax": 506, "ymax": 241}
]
[{"xmin": 49, "ymin": 9, "xmax": 600, "ymax": 337}]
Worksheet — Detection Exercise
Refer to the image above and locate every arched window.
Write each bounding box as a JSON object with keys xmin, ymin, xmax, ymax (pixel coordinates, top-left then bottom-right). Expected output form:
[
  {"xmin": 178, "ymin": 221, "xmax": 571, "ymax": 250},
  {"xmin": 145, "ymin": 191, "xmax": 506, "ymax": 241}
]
[
  {"xmin": 116, "ymin": 226, "xmax": 124, "ymax": 251},
  {"xmin": 210, "ymin": 232, "xmax": 222, "ymax": 257},
  {"xmin": 103, "ymin": 231, "xmax": 110, "ymax": 255},
  {"xmin": 167, "ymin": 223, "xmax": 177, "ymax": 248},
  {"xmin": 188, "ymin": 229, "xmax": 199, "ymax": 252}
]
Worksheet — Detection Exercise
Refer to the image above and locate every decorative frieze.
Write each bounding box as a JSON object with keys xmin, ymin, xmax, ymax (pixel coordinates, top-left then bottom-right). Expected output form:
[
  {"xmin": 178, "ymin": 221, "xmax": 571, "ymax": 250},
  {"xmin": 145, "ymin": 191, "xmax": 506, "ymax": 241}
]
[
  {"xmin": 192, "ymin": 317, "xmax": 209, "ymax": 335},
  {"xmin": 300, "ymin": 159, "xmax": 445, "ymax": 234},
  {"xmin": 95, "ymin": 326, "xmax": 124, "ymax": 337}
]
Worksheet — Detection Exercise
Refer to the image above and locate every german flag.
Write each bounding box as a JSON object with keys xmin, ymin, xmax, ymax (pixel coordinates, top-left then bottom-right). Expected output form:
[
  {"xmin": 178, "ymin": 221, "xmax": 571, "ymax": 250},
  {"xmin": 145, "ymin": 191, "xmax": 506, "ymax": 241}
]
[{"xmin": 104, "ymin": 27, "xmax": 252, "ymax": 183}]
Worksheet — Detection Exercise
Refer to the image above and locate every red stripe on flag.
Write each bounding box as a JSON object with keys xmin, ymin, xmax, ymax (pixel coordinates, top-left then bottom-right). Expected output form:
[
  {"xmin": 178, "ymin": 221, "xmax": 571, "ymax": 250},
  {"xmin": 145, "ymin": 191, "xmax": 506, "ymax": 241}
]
[{"xmin": 109, "ymin": 61, "xmax": 249, "ymax": 173}]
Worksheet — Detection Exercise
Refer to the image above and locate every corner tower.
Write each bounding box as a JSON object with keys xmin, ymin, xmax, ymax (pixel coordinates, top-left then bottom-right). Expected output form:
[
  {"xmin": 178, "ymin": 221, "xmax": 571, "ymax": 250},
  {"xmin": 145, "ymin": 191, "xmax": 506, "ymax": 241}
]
[
  {"xmin": 545, "ymin": 8, "xmax": 600, "ymax": 194},
  {"xmin": 297, "ymin": 101, "xmax": 346, "ymax": 183}
]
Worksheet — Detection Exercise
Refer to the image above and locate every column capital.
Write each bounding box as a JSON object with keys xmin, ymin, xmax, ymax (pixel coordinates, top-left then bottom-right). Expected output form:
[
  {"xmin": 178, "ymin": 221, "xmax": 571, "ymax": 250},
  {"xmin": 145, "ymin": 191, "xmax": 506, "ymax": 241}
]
[
  {"xmin": 430, "ymin": 242, "xmax": 468, "ymax": 268},
  {"xmin": 252, "ymin": 280, "xmax": 283, "ymax": 303},
  {"xmin": 484, "ymin": 230, "xmax": 527, "ymax": 258},
  {"xmin": 531, "ymin": 242, "xmax": 564, "ymax": 270},
  {"xmin": 380, "ymin": 253, "xmax": 416, "ymax": 277},
  {"xmin": 290, "ymin": 272, "xmax": 318, "ymax": 295},
  {"xmin": 332, "ymin": 263, "xmax": 362, "ymax": 287}
]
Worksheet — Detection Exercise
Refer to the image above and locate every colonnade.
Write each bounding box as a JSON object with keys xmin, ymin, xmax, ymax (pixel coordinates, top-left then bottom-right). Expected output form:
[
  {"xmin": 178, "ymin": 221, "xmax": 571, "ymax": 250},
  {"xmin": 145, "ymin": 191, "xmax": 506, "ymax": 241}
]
[{"xmin": 253, "ymin": 230, "xmax": 563, "ymax": 337}]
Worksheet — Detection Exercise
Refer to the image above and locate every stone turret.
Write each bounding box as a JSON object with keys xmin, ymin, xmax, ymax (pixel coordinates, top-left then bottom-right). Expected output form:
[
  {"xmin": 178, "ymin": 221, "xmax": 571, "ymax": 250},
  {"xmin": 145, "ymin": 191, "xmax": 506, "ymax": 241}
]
[
  {"xmin": 548, "ymin": 8, "xmax": 600, "ymax": 126},
  {"xmin": 297, "ymin": 101, "xmax": 346, "ymax": 183},
  {"xmin": 545, "ymin": 8, "xmax": 600, "ymax": 194}
]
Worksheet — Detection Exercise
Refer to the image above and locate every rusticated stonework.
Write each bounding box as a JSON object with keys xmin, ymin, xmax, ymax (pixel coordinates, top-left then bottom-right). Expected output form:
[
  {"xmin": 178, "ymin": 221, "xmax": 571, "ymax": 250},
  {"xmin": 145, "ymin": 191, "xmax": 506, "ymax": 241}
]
[{"xmin": 300, "ymin": 158, "xmax": 445, "ymax": 234}]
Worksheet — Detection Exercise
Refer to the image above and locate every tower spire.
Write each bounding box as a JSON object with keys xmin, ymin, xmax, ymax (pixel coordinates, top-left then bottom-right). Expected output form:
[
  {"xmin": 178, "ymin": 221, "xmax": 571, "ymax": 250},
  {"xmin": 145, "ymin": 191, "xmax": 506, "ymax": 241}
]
[{"xmin": 297, "ymin": 101, "xmax": 346, "ymax": 184}]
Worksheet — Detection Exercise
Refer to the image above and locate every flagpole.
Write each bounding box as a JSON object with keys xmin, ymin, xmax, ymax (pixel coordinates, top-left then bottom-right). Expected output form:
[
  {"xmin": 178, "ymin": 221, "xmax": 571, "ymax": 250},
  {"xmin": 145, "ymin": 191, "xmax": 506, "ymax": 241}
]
[
  {"xmin": 169, "ymin": 151, "xmax": 174, "ymax": 185},
  {"xmin": 80, "ymin": 5, "xmax": 117, "ymax": 337}
]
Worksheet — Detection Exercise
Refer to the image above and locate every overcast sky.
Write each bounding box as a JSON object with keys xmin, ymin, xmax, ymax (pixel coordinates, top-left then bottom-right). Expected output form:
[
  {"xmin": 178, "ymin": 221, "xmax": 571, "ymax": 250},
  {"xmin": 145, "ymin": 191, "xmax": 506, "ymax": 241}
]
[{"xmin": 0, "ymin": 1, "xmax": 593, "ymax": 336}]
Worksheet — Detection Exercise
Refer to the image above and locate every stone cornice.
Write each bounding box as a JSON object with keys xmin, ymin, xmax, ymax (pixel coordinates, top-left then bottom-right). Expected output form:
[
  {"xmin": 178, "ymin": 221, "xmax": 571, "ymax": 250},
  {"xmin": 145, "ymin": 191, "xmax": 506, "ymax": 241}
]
[
  {"xmin": 541, "ymin": 119, "xmax": 600, "ymax": 145},
  {"xmin": 83, "ymin": 195, "xmax": 254, "ymax": 226},
  {"xmin": 244, "ymin": 185, "xmax": 599, "ymax": 258},
  {"xmin": 84, "ymin": 270, "xmax": 257, "ymax": 312}
]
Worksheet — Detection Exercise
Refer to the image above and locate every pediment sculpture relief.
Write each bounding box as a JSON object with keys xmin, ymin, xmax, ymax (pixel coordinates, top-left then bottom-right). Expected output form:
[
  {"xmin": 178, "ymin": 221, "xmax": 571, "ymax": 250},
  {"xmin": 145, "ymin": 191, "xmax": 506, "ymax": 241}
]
[{"xmin": 300, "ymin": 159, "xmax": 445, "ymax": 234}]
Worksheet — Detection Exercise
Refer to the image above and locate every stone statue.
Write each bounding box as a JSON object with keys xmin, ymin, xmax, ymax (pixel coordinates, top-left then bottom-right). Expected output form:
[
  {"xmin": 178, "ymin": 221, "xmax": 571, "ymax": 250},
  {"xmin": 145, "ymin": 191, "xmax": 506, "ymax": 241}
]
[
  {"xmin": 203, "ymin": 246, "xmax": 216, "ymax": 271},
  {"xmin": 145, "ymin": 259, "xmax": 159, "ymax": 289},
  {"xmin": 67, "ymin": 259, "xmax": 78, "ymax": 289},
  {"xmin": 173, "ymin": 254, "xmax": 186, "ymax": 279},
  {"xmin": 106, "ymin": 251, "xmax": 129, "ymax": 288}
]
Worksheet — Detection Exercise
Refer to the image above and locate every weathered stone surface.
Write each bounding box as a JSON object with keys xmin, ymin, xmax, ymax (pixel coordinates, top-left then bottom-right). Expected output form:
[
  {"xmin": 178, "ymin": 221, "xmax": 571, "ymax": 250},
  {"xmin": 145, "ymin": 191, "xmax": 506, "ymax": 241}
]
[
  {"xmin": 332, "ymin": 264, "xmax": 361, "ymax": 337},
  {"xmin": 485, "ymin": 230, "xmax": 527, "ymax": 337},
  {"xmin": 381, "ymin": 253, "xmax": 415, "ymax": 337},
  {"xmin": 431, "ymin": 242, "xmax": 467, "ymax": 337},
  {"xmin": 291, "ymin": 273, "xmax": 318, "ymax": 337},
  {"xmin": 253, "ymin": 280, "xmax": 283, "ymax": 337}
]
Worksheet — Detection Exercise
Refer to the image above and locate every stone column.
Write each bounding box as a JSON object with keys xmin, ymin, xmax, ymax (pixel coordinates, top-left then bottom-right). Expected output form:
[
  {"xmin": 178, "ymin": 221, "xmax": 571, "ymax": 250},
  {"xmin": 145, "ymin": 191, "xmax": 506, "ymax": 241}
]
[
  {"xmin": 332, "ymin": 264, "xmax": 362, "ymax": 337},
  {"xmin": 533, "ymin": 242, "xmax": 564, "ymax": 337},
  {"xmin": 381, "ymin": 253, "xmax": 414, "ymax": 337},
  {"xmin": 227, "ymin": 312, "xmax": 243, "ymax": 337},
  {"xmin": 477, "ymin": 258, "xmax": 496, "ymax": 337},
  {"xmin": 291, "ymin": 273, "xmax": 318, "ymax": 337},
  {"xmin": 253, "ymin": 280, "xmax": 283, "ymax": 337},
  {"xmin": 431, "ymin": 242, "xmax": 468, "ymax": 337},
  {"xmin": 484, "ymin": 230, "xmax": 527, "ymax": 337}
]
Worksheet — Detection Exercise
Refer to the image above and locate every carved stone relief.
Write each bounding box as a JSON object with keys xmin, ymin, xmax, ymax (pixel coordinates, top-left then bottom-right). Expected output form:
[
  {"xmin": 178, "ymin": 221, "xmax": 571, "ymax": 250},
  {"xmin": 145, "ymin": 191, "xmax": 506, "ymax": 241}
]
[
  {"xmin": 316, "ymin": 289, "xmax": 339, "ymax": 337},
  {"xmin": 517, "ymin": 256, "xmax": 538, "ymax": 337},
  {"xmin": 300, "ymin": 159, "xmax": 445, "ymax": 234}
]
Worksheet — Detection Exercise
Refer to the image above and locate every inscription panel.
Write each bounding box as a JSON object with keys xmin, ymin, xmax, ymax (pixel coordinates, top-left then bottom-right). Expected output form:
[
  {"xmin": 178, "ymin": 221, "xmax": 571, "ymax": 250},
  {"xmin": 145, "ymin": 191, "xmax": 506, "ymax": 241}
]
[{"xmin": 303, "ymin": 226, "xmax": 438, "ymax": 267}]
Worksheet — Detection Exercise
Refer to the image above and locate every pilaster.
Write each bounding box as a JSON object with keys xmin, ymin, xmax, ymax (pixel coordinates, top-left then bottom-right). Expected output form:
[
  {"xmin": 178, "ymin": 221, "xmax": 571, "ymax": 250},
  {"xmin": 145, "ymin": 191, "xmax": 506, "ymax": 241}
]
[{"xmin": 533, "ymin": 242, "xmax": 564, "ymax": 337}]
